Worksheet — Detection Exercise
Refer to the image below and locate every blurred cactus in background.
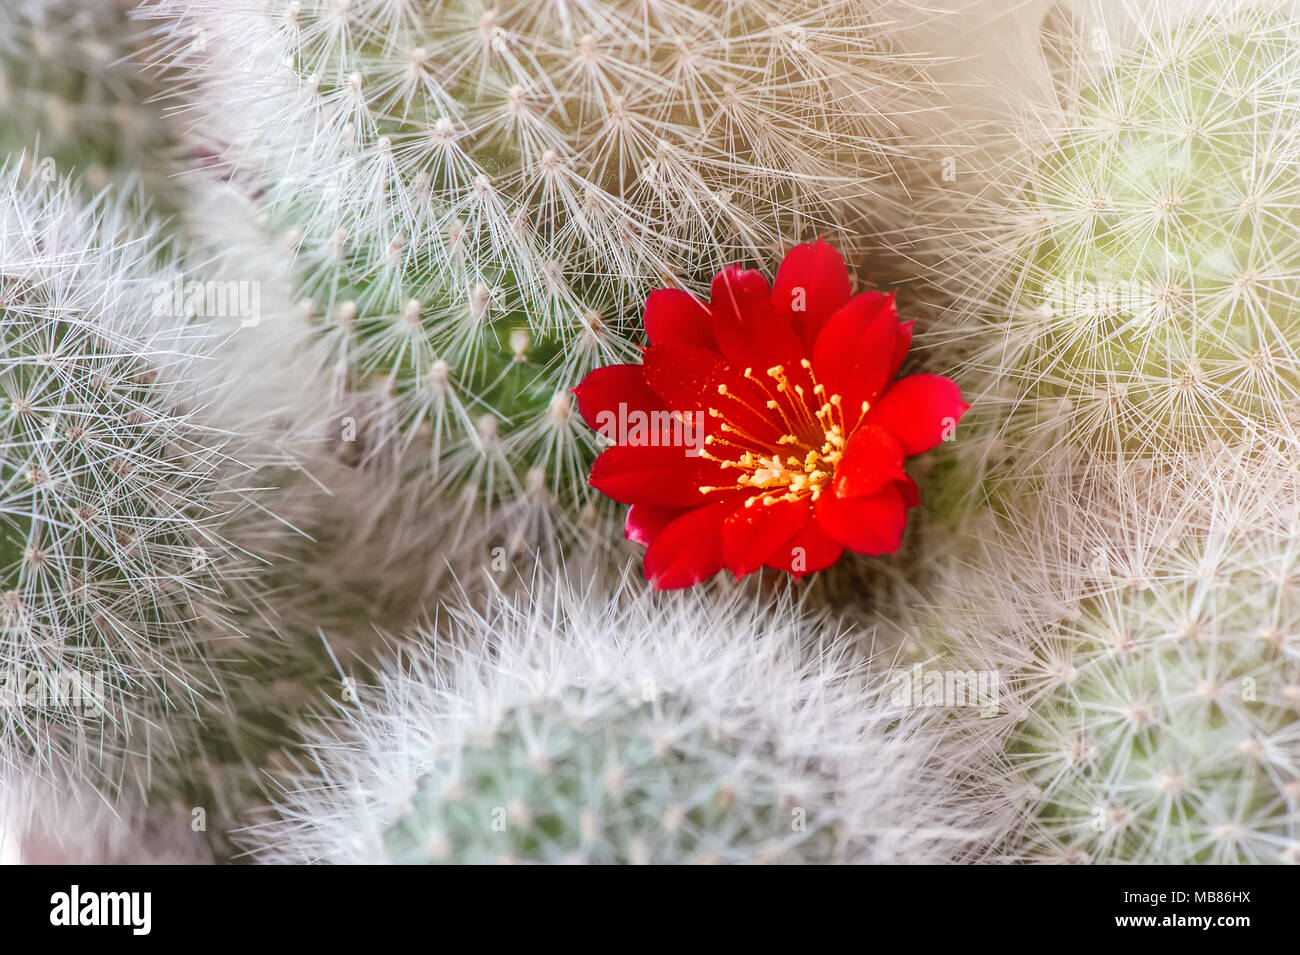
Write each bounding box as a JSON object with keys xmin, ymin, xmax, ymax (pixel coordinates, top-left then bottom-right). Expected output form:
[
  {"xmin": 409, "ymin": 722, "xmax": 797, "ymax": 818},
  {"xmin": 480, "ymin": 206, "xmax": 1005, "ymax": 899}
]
[{"xmin": 0, "ymin": 0, "xmax": 179, "ymax": 199}]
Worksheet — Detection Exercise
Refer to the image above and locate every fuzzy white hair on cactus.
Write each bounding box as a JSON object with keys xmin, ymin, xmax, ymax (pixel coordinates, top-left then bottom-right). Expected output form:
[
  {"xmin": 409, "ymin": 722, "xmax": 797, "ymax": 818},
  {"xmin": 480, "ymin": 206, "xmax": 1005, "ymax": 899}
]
[
  {"xmin": 930, "ymin": 0, "xmax": 1300, "ymax": 492},
  {"xmin": 881, "ymin": 441, "xmax": 1300, "ymax": 864},
  {"xmin": 244, "ymin": 571, "xmax": 994, "ymax": 864},
  {"xmin": 0, "ymin": 166, "xmax": 262, "ymax": 790}
]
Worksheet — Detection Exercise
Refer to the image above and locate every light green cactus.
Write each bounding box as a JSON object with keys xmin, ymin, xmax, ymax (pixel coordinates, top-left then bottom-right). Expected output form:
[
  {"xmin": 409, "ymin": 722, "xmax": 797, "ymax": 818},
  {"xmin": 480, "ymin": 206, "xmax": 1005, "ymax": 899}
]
[
  {"xmin": 877, "ymin": 447, "xmax": 1300, "ymax": 864},
  {"xmin": 0, "ymin": 168, "xmax": 267, "ymax": 793},
  {"xmin": 379, "ymin": 686, "xmax": 841, "ymax": 865},
  {"xmin": 1011, "ymin": 468, "xmax": 1299, "ymax": 863},
  {"xmin": 964, "ymin": 6, "xmax": 1300, "ymax": 474}
]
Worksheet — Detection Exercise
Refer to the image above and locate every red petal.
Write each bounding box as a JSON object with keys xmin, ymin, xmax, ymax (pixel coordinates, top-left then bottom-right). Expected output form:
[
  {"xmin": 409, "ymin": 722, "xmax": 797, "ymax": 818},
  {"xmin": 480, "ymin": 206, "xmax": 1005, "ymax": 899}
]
[
  {"xmin": 589, "ymin": 444, "xmax": 723, "ymax": 507},
  {"xmin": 864, "ymin": 374, "xmax": 969, "ymax": 457},
  {"xmin": 625, "ymin": 504, "xmax": 686, "ymax": 548},
  {"xmin": 644, "ymin": 288, "xmax": 715, "ymax": 350},
  {"xmin": 811, "ymin": 292, "xmax": 899, "ymax": 425},
  {"xmin": 641, "ymin": 343, "xmax": 731, "ymax": 412},
  {"xmin": 764, "ymin": 518, "xmax": 845, "ymax": 578},
  {"xmin": 641, "ymin": 343, "xmax": 780, "ymax": 445},
  {"xmin": 709, "ymin": 265, "xmax": 804, "ymax": 374},
  {"xmin": 719, "ymin": 496, "xmax": 812, "ymax": 577},
  {"xmin": 572, "ymin": 364, "xmax": 666, "ymax": 434},
  {"xmin": 643, "ymin": 500, "xmax": 737, "ymax": 590},
  {"xmin": 889, "ymin": 320, "xmax": 914, "ymax": 380},
  {"xmin": 895, "ymin": 475, "xmax": 921, "ymax": 509},
  {"xmin": 832, "ymin": 424, "xmax": 905, "ymax": 499},
  {"xmin": 771, "ymin": 240, "xmax": 853, "ymax": 346},
  {"xmin": 814, "ymin": 483, "xmax": 908, "ymax": 555}
]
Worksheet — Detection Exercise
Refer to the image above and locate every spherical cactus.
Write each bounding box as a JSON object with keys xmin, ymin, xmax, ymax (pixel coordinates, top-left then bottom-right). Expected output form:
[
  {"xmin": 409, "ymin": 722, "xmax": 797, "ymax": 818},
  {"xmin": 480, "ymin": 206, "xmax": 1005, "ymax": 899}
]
[
  {"xmin": 0, "ymin": 0, "xmax": 177, "ymax": 198},
  {"xmin": 142, "ymin": 0, "xmax": 944, "ymax": 547},
  {"xmin": 1008, "ymin": 460, "xmax": 1299, "ymax": 863},
  {"xmin": 947, "ymin": 3, "xmax": 1300, "ymax": 482},
  {"xmin": 887, "ymin": 447, "xmax": 1300, "ymax": 864},
  {"xmin": 247, "ymin": 573, "xmax": 988, "ymax": 864},
  {"xmin": 0, "ymin": 168, "xmax": 262, "ymax": 791}
]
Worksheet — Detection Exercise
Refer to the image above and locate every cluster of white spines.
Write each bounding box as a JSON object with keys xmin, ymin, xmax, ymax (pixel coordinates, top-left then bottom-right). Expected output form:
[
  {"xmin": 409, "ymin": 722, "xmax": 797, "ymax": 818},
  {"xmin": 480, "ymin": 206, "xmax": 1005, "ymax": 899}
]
[
  {"xmin": 246, "ymin": 573, "xmax": 988, "ymax": 864},
  {"xmin": 207, "ymin": 0, "xmax": 921, "ymax": 301},
  {"xmin": 0, "ymin": 167, "xmax": 258, "ymax": 788},
  {"xmin": 875, "ymin": 0, "xmax": 1300, "ymax": 864},
  {"xmin": 1013, "ymin": 450, "xmax": 1300, "ymax": 863},
  {"xmin": 883, "ymin": 443, "xmax": 1300, "ymax": 864},
  {"xmin": 933, "ymin": 0, "xmax": 1300, "ymax": 494}
]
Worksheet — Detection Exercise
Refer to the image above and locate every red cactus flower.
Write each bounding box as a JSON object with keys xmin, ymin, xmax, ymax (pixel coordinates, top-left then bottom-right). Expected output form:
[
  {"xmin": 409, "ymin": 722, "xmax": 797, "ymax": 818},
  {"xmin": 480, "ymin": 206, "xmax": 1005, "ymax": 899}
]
[{"xmin": 573, "ymin": 241, "xmax": 968, "ymax": 590}]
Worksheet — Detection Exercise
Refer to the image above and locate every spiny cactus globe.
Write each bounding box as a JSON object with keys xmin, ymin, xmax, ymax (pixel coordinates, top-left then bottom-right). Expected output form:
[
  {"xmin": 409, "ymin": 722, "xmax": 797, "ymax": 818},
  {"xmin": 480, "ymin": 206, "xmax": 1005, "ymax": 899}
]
[
  {"xmin": 954, "ymin": 3, "xmax": 1300, "ymax": 479},
  {"xmin": 886, "ymin": 447, "xmax": 1300, "ymax": 864},
  {"xmin": 1007, "ymin": 456, "xmax": 1299, "ymax": 863},
  {"xmin": 144, "ymin": 0, "xmax": 939, "ymax": 546},
  {"xmin": 0, "ymin": 169, "xmax": 261, "ymax": 790},
  {"xmin": 247, "ymin": 573, "xmax": 986, "ymax": 864}
]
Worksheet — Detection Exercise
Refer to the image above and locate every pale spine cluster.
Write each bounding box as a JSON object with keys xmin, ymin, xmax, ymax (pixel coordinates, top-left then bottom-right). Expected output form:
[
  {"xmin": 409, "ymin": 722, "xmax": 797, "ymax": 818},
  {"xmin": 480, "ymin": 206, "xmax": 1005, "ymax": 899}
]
[
  {"xmin": 0, "ymin": 167, "xmax": 262, "ymax": 792},
  {"xmin": 246, "ymin": 574, "xmax": 988, "ymax": 864},
  {"xmin": 936, "ymin": 2, "xmax": 1300, "ymax": 492}
]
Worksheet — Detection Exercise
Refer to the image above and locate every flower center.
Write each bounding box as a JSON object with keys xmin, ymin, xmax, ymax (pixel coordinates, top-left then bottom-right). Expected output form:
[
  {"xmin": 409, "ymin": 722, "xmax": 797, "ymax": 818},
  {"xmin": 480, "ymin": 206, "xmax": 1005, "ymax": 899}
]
[{"xmin": 697, "ymin": 359, "xmax": 857, "ymax": 504}]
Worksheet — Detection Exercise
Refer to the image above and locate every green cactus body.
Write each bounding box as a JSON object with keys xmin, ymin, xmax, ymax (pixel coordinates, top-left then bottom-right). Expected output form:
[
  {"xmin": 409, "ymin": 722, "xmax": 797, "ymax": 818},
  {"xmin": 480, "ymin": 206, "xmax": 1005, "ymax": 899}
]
[
  {"xmin": 247, "ymin": 579, "xmax": 982, "ymax": 864},
  {"xmin": 381, "ymin": 687, "xmax": 832, "ymax": 865},
  {"xmin": 1000, "ymin": 14, "xmax": 1300, "ymax": 462},
  {"xmin": 1014, "ymin": 542, "xmax": 1298, "ymax": 863},
  {"xmin": 970, "ymin": 450, "xmax": 1300, "ymax": 864}
]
